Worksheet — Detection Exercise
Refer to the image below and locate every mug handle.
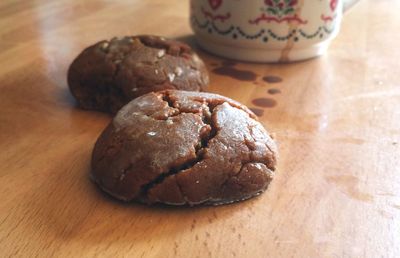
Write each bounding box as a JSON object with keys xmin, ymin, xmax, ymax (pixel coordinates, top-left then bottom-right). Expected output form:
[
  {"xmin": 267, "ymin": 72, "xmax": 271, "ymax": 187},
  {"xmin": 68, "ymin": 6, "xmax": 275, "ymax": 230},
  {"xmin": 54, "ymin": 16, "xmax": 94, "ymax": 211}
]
[{"xmin": 343, "ymin": 0, "xmax": 360, "ymax": 12}]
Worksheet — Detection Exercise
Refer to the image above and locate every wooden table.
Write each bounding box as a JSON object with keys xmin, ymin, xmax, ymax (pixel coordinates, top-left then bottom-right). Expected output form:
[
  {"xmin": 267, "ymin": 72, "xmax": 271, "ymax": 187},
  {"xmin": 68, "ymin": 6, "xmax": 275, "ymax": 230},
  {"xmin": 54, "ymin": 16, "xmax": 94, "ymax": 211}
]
[{"xmin": 1, "ymin": 0, "xmax": 399, "ymax": 257}]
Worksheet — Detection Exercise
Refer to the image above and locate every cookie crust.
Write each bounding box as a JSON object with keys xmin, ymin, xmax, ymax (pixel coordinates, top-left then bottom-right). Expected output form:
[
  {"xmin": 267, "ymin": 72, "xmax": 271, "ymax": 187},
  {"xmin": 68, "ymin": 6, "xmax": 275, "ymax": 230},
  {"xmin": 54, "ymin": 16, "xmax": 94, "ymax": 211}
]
[
  {"xmin": 68, "ymin": 36, "xmax": 209, "ymax": 113},
  {"xmin": 91, "ymin": 90, "xmax": 277, "ymax": 206}
]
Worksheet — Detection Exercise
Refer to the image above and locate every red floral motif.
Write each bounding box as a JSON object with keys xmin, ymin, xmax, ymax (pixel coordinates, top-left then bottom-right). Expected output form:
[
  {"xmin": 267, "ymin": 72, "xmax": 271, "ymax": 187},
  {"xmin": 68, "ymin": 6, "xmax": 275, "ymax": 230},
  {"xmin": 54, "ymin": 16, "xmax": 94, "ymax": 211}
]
[
  {"xmin": 201, "ymin": 7, "xmax": 231, "ymax": 22},
  {"xmin": 208, "ymin": 0, "xmax": 222, "ymax": 10},
  {"xmin": 249, "ymin": 13, "xmax": 307, "ymax": 25},
  {"xmin": 321, "ymin": 0, "xmax": 338, "ymax": 23},
  {"xmin": 330, "ymin": 0, "xmax": 338, "ymax": 11},
  {"xmin": 249, "ymin": 0, "xmax": 307, "ymax": 25}
]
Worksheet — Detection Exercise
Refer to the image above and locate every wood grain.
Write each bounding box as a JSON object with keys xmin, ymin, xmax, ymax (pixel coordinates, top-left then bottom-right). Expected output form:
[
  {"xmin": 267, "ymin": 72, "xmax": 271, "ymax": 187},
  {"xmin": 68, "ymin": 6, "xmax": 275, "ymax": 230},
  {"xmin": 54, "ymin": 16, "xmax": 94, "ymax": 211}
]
[{"xmin": 1, "ymin": 0, "xmax": 400, "ymax": 257}]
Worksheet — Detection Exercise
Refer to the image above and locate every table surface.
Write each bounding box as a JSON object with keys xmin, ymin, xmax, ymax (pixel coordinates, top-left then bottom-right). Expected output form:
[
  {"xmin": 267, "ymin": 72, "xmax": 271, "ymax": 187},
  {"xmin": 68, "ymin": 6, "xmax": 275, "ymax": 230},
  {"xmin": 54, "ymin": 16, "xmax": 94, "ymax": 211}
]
[{"xmin": 1, "ymin": 0, "xmax": 399, "ymax": 257}]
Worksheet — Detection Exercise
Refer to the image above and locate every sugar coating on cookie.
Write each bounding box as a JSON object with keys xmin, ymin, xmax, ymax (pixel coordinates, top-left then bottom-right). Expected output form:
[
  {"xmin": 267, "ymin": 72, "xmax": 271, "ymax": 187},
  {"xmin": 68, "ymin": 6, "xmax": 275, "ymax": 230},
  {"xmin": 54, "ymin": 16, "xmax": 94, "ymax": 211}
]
[
  {"xmin": 91, "ymin": 90, "xmax": 277, "ymax": 206},
  {"xmin": 68, "ymin": 35, "xmax": 209, "ymax": 113}
]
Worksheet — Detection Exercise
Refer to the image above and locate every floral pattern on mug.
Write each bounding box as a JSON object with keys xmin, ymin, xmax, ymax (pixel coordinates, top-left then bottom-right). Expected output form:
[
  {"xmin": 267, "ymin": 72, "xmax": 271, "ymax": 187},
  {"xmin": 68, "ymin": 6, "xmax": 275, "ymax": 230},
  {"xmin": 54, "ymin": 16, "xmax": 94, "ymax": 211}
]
[
  {"xmin": 264, "ymin": 0, "xmax": 298, "ymax": 18},
  {"xmin": 191, "ymin": 0, "xmax": 339, "ymax": 42},
  {"xmin": 249, "ymin": 0, "xmax": 307, "ymax": 24}
]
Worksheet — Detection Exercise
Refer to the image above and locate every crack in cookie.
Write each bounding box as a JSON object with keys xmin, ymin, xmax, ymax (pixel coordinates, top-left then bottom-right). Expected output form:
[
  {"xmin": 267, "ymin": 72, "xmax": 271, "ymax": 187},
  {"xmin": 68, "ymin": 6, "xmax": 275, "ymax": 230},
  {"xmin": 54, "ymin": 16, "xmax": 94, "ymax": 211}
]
[{"xmin": 138, "ymin": 96, "xmax": 220, "ymax": 204}]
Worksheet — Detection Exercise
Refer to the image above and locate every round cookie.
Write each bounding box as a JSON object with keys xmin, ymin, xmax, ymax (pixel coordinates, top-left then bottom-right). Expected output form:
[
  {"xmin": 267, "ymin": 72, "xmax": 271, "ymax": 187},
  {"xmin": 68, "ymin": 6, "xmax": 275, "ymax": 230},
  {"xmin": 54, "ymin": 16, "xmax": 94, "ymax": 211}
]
[
  {"xmin": 91, "ymin": 90, "xmax": 277, "ymax": 206},
  {"xmin": 68, "ymin": 35, "xmax": 209, "ymax": 113}
]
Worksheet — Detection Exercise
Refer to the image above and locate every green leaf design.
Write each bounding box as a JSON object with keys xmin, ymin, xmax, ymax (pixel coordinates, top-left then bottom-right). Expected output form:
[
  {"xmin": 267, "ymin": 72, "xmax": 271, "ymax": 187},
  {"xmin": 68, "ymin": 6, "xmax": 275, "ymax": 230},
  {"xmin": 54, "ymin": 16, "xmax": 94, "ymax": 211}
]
[
  {"xmin": 267, "ymin": 7, "xmax": 278, "ymax": 15},
  {"xmin": 284, "ymin": 7, "xmax": 294, "ymax": 14}
]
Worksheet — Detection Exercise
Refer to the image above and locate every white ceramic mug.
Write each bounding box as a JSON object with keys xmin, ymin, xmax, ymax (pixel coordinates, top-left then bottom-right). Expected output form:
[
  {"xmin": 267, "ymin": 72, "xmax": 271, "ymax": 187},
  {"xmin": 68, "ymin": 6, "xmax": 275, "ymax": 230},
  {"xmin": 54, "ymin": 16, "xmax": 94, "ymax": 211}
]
[{"xmin": 190, "ymin": 0, "xmax": 360, "ymax": 62}]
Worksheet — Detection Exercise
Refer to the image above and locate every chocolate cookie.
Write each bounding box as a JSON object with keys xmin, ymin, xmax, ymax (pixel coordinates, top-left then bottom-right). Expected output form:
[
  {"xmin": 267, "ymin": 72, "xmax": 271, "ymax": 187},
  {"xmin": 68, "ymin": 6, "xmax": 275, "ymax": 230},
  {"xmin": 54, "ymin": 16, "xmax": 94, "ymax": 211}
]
[
  {"xmin": 68, "ymin": 35, "xmax": 209, "ymax": 113},
  {"xmin": 91, "ymin": 90, "xmax": 277, "ymax": 206}
]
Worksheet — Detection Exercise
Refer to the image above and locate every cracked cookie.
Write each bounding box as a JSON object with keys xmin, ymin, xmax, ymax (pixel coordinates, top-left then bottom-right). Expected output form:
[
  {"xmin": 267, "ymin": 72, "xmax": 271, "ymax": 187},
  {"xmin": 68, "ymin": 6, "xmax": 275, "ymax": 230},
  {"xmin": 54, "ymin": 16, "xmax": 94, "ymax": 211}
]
[
  {"xmin": 91, "ymin": 90, "xmax": 277, "ymax": 206},
  {"xmin": 68, "ymin": 35, "xmax": 209, "ymax": 113}
]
